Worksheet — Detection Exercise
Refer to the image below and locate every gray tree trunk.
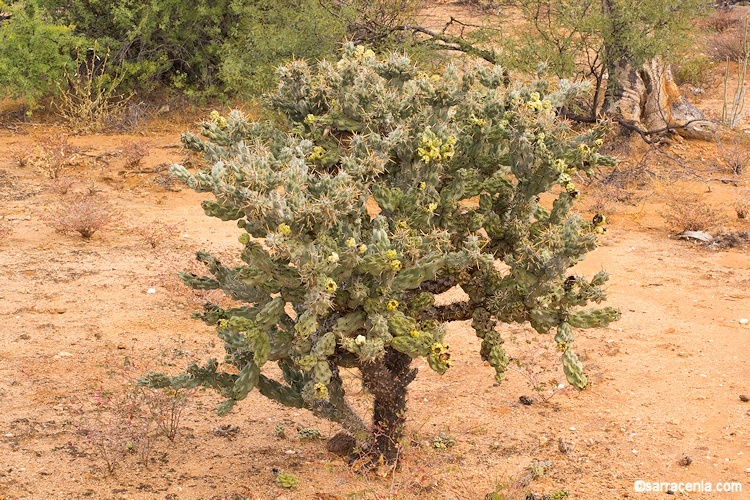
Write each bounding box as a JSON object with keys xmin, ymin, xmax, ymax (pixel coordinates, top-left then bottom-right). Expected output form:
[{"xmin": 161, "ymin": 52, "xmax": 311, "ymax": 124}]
[{"xmin": 604, "ymin": 58, "xmax": 716, "ymax": 140}]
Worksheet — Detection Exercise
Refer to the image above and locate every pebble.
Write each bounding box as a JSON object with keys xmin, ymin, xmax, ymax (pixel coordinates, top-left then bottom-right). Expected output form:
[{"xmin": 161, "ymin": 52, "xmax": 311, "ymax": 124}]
[
  {"xmin": 147, "ymin": 288, "xmax": 156, "ymax": 294},
  {"xmin": 538, "ymin": 436, "xmax": 549, "ymax": 446},
  {"xmin": 740, "ymin": 318, "xmax": 749, "ymax": 325},
  {"xmin": 53, "ymin": 352, "xmax": 73, "ymax": 359}
]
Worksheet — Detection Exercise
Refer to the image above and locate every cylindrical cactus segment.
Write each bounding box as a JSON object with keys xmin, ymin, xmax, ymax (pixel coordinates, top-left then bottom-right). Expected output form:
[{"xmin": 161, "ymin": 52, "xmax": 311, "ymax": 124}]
[
  {"xmin": 568, "ymin": 307, "xmax": 621, "ymax": 328},
  {"xmin": 561, "ymin": 349, "xmax": 587, "ymax": 389}
]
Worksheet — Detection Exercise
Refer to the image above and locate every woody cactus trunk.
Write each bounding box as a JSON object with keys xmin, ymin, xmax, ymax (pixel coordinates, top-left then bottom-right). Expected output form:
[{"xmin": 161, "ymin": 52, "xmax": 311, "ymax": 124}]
[{"xmin": 141, "ymin": 44, "xmax": 620, "ymax": 463}]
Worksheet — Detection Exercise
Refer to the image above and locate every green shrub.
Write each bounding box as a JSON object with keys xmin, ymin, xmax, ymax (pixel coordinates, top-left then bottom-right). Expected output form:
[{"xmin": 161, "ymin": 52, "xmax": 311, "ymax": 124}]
[
  {"xmin": 142, "ymin": 45, "xmax": 619, "ymax": 464},
  {"xmin": 674, "ymin": 55, "xmax": 715, "ymax": 87},
  {"xmin": 0, "ymin": 0, "xmax": 81, "ymax": 107},
  {"xmin": 37, "ymin": 0, "xmax": 346, "ymax": 96}
]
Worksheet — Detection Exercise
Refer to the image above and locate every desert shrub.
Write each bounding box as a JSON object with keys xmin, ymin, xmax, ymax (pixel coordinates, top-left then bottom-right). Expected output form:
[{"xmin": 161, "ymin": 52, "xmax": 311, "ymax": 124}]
[
  {"xmin": 703, "ymin": 7, "xmax": 741, "ymax": 33},
  {"xmin": 47, "ymin": 193, "xmax": 115, "ymax": 238},
  {"xmin": 142, "ymin": 45, "xmax": 620, "ymax": 464},
  {"xmin": 734, "ymin": 197, "xmax": 750, "ymax": 219},
  {"xmin": 120, "ymin": 140, "xmax": 150, "ymax": 169},
  {"xmin": 661, "ymin": 193, "xmax": 723, "ymax": 233},
  {"xmin": 19, "ymin": 135, "xmax": 80, "ymax": 179},
  {"xmin": 709, "ymin": 21, "xmax": 750, "ymax": 61},
  {"xmin": 53, "ymin": 47, "xmax": 131, "ymax": 133},
  {"xmin": 217, "ymin": 0, "xmax": 346, "ymax": 94},
  {"xmin": 674, "ymin": 55, "xmax": 715, "ymax": 87},
  {"xmin": 76, "ymin": 375, "xmax": 193, "ymax": 473},
  {"xmin": 0, "ymin": 0, "xmax": 82, "ymax": 108},
  {"xmin": 78, "ymin": 384, "xmax": 155, "ymax": 473},
  {"xmin": 720, "ymin": 137, "xmax": 750, "ymax": 175},
  {"xmin": 139, "ymin": 386, "xmax": 194, "ymax": 442},
  {"xmin": 132, "ymin": 220, "xmax": 179, "ymax": 249}
]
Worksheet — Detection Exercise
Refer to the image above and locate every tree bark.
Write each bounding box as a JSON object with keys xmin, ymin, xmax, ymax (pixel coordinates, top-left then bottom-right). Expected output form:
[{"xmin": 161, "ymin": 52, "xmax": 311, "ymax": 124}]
[{"xmin": 603, "ymin": 58, "xmax": 716, "ymax": 140}]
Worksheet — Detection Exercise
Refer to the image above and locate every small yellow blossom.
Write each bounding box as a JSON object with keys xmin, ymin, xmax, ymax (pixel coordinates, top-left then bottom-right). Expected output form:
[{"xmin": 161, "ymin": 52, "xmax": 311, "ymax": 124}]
[
  {"xmin": 313, "ymin": 382, "xmax": 329, "ymax": 399},
  {"xmin": 324, "ymin": 279, "xmax": 337, "ymax": 293}
]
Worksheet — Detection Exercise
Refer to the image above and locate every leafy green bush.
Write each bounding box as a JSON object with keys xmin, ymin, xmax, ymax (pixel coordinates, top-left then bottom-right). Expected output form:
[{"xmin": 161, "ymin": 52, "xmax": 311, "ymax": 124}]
[
  {"xmin": 497, "ymin": 0, "xmax": 709, "ymax": 118},
  {"xmin": 142, "ymin": 45, "xmax": 619, "ymax": 464},
  {"xmin": 0, "ymin": 0, "xmax": 81, "ymax": 107},
  {"xmin": 37, "ymin": 0, "xmax": 346, "ymax": 96}
]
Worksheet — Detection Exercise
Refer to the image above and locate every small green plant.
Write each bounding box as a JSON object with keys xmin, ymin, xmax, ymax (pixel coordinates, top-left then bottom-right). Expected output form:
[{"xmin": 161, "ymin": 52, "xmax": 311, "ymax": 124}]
[
  {"xmin": 674, "ymin": 55, "xmax": 715, "ymax": 87},
  {"xmin": 550, "ymin": 490, "xmax": 570, "ymax": 500},
  {"xmin": 298, "ymin": 427, "xmax": 321, "ymax": 440},
  {"xmin": 275, "ymin": 471, "xmax": 299, "ymax": 489},
  {"xmin": 142, "ymin": 45, "xmax": 619, "ymax": 465},
  {"xmin": 47, "ymin": 193, "xmax": 116, "ymax": 238},
  {"xmin": 432, "ymin": 433, "xmax": 456, "ymax": 450},
  {"xmin": 274, "ymin": 424, "xmax": 286, "ymax": 438},
  {"xmin": 526, "ymin": 459, "xmax": 551, "ymax": 481}
]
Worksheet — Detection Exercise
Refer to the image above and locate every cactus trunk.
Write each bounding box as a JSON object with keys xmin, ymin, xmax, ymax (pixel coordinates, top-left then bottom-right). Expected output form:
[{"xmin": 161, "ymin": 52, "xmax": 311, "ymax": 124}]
[{"xmin": 360, "ymin": 348, "xmax": 417, "ymax": 463}]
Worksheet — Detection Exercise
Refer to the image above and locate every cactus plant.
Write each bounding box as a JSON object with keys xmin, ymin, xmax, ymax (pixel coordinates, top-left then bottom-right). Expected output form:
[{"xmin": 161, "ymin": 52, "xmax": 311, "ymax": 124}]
[{"xmin": 141, "ymin": 44, "xmax": 619, "ymax": 465}]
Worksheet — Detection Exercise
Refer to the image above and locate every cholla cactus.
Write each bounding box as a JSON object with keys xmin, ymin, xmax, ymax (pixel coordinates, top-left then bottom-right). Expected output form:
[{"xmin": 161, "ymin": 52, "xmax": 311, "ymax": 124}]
[{"xmin": 141, "ymin": 44, "xmax": 619, "ymax": 464}]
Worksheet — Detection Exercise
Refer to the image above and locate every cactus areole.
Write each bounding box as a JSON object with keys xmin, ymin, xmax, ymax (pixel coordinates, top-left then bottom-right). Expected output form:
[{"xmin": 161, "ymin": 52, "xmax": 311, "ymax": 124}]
[{"xmin": 140, "ymin": 44, "xmax": 620, "ymax": 464}]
